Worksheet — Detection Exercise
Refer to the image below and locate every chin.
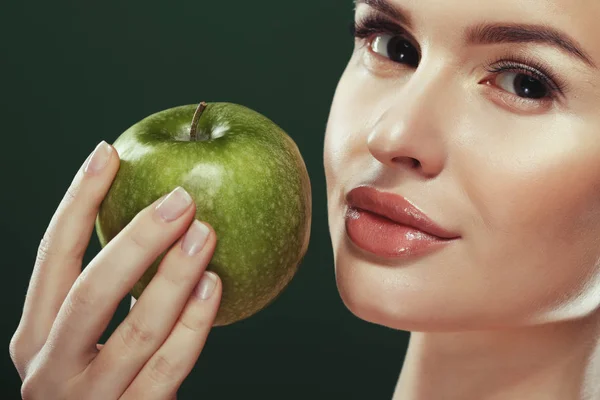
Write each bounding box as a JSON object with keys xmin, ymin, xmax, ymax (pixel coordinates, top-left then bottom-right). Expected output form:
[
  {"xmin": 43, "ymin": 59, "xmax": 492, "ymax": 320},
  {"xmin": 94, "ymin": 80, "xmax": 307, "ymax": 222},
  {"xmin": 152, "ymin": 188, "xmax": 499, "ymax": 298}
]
[
  {"xmin": 332, "ymin": 233, "xmax": 514, "ymax": 333},
  {"xmin": 333, "ymin": 234, "xmax": 442, "ymax": 332}
]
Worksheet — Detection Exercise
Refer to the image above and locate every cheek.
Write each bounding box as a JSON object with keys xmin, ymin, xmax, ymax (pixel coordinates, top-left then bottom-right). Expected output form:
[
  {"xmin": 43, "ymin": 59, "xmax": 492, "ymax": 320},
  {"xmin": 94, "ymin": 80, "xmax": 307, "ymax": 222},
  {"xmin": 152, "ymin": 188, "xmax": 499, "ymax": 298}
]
[
  {"xmin": 324, "ymin": 75, "xmax": 361, "ymax": 181},
  {"xmin": 457, "ymin": 120, "xmax": 600, "ymax": 319},
  {"xmin": 324, "ymin": 55, "xmax": 388, "ymax": 186}
]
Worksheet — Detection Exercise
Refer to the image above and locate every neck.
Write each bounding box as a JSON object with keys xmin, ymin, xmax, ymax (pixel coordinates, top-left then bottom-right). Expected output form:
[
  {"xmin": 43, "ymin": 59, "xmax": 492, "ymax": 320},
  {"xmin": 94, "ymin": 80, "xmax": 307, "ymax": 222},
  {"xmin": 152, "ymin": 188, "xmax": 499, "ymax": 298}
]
[{"xmin": 392, "ymin": 316, "xmax": 600, "ymax": 400}]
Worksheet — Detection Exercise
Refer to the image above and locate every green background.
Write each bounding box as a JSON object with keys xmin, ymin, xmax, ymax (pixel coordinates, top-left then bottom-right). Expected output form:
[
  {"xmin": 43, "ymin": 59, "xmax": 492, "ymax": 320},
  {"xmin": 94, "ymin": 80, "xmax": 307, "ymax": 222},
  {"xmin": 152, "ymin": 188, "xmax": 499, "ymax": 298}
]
[{"xmin": 1, "ymin": 1, "xmax": 410, "ymax": 398}]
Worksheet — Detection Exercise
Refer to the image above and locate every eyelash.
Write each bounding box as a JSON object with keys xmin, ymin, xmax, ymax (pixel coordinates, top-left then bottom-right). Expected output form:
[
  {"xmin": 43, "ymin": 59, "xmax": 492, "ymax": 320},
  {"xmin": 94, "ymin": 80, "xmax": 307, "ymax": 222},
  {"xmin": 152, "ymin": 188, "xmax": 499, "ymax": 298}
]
[{"xmin": 349, "ymin": 14, "xmax": 569, "ymax": 102}]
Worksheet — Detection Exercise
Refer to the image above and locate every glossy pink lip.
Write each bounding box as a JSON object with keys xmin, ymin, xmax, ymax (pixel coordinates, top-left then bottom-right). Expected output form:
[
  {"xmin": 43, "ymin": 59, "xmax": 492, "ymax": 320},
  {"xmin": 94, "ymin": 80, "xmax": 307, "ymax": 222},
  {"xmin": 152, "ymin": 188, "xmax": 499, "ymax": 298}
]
[
  {"xmin": 346, "ymin": 186, "xmax": 460, "ymax": 239},
  {"xmin": 344, "ymin": 186, "xmax": 460, "ymax": 258}
]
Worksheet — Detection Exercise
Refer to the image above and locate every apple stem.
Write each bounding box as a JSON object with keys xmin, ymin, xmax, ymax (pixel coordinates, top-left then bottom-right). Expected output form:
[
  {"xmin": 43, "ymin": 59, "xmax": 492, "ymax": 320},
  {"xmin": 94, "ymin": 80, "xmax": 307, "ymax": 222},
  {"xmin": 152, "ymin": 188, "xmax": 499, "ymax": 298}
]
[{"xmin": 190, "ymin": 101, "xmax": 208, "ymax": 141}]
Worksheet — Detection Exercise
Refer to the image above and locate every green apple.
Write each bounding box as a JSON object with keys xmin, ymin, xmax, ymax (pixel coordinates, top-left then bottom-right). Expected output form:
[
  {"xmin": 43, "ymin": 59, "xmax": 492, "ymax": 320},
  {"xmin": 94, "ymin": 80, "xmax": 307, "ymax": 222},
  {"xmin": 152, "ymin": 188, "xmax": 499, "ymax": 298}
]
[{"xmin": 95, "ymin": 102, "xmax": 312, "ymax": 326}]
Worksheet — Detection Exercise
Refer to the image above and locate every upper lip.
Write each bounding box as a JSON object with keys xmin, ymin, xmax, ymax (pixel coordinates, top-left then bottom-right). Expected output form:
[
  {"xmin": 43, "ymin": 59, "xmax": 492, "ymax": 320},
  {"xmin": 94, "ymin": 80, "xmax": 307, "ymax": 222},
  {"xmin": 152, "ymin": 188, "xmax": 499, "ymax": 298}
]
[{"xmin": 346, "ymin": 186, "xmax": 460, "ymax": 239}]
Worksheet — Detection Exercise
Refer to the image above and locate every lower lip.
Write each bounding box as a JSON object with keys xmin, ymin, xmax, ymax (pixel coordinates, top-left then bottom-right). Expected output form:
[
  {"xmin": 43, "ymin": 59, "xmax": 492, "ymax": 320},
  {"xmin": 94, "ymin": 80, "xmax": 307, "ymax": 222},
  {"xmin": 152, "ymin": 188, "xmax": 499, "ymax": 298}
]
[{"xmin": 344, "ymin": 207, "xmax": 455, "ymax": 258}]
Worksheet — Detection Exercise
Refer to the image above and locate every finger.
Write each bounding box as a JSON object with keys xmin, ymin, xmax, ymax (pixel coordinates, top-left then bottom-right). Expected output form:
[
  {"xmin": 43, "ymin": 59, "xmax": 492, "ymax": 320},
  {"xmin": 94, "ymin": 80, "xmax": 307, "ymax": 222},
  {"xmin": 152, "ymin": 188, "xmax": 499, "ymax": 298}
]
[
  {"xmin": 43, "ymin": 186, "xmax": 197, "ymax": 366},
  {"xmin": 122, "ymin": 272, "xmax": 221, "ymax": 400},
  {"xmin": 83, "ymin": 220, "xmax": 216, "ymax": 397},
  {"xmin": 11, "ymin": 141, "xmax": 118, "ymax": 369}
]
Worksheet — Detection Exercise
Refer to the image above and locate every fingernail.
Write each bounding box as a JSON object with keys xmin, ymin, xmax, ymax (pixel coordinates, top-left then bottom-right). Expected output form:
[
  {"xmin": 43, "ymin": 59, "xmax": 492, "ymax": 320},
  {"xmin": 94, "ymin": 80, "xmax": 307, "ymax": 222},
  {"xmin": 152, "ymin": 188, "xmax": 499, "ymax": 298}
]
[
  {"xmin": 155, "ymin": 187, "xmax": 193, "ymax": 222},
  {"xmin": 84, "ymin": 141, "xmax": 112, "ymax": 174},
  {"xmin": 194, "ymin": 271, "xmax": 217, "ymax": 300},
  {"xmin": 181, "ymin": 220, "xmax": 210, "ymax": 256}
]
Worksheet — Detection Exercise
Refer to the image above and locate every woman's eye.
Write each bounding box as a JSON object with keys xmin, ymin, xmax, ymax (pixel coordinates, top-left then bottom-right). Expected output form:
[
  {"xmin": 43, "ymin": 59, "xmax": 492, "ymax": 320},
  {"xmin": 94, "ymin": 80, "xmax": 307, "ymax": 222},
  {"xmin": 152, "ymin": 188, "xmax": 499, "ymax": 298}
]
[
  {"xmin": 493, "ymin": 72, "xmax": 549, "ymax": 99},
  {"xmin": 370, "ymin": 33, "xmax": 420, "ymax": 68}
]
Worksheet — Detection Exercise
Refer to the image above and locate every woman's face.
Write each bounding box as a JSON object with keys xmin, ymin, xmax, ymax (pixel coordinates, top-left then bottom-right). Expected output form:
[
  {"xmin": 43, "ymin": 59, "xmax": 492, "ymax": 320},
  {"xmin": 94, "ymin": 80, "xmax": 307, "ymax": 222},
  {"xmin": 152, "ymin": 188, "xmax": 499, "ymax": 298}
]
[{"xmin": 324, "ymin": 0, "xmax": 600, "ymax": 331}]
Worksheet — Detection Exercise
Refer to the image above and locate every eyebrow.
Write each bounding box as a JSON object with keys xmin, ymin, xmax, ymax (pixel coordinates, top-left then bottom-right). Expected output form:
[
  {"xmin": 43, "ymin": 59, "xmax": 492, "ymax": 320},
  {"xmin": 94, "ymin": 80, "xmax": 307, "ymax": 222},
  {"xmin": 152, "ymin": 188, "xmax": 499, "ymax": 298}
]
[
  {"xmin": 355, "ymin": 0, "xmax": 413, "ymax": 28},
  {"xmin": 354, "ymin": 0, "xmax": 597, "ymax": 69}
]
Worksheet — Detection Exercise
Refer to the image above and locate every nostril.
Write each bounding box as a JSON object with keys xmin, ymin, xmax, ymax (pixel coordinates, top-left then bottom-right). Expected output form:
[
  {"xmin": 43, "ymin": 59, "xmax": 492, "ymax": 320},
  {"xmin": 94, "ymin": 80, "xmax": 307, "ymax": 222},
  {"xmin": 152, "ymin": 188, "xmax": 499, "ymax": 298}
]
[{"xmin": 392, "ymin": 156, "xmax": 421, "ymax": 169}]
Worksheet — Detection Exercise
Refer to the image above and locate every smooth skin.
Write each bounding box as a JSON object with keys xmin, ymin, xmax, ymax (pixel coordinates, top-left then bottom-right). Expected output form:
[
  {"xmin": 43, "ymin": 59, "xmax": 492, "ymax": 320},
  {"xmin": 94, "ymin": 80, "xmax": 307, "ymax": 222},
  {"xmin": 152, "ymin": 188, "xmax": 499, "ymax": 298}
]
[
  {"xmin": 325, "ymin": 0, "xmax": 600, "ymax": 399},
  {"xmin": 9, "ymin": 141, "xmax": 222, "ymax": 399}
]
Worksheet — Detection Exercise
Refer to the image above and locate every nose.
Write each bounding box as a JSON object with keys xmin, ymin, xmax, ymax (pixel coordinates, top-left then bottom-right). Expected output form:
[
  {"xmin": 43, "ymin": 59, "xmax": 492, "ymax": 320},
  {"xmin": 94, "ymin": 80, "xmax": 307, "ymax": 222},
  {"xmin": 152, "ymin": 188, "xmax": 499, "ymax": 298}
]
[{"xmin": 366, "ymin": 66, "xmax": 451, "ymax": 178}]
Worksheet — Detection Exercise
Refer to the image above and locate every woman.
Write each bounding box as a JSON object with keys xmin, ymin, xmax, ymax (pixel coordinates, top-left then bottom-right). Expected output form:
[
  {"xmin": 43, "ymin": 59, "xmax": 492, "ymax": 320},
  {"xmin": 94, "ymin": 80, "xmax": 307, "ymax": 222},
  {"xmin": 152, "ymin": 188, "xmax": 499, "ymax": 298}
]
[{"xmin": 10, "ymin": 0, "xmax": 600, "ymax": 398}]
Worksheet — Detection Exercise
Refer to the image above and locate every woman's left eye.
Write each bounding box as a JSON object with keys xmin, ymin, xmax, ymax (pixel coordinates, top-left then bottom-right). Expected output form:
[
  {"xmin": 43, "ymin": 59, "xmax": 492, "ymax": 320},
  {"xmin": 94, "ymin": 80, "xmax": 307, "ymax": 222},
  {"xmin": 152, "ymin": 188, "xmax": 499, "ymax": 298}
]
[{"xmin": 492, "ymin": 71, "xmax": 551, "ymax": 100}]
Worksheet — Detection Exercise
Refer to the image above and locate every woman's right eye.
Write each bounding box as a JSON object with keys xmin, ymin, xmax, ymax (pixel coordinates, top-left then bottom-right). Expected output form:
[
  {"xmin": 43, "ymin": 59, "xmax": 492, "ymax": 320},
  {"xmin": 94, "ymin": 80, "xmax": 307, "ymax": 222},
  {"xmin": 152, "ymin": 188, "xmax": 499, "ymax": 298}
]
[{"xmin": 370, "ymin": 33, "xmax": 420, "ymax": 68}]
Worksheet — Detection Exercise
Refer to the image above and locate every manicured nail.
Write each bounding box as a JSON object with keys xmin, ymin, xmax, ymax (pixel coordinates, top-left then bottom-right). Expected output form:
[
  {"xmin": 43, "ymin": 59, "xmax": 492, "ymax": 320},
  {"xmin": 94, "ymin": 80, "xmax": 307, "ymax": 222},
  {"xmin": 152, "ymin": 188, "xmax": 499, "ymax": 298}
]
[
  {"xmin": 181, "ymin": 220, "xmax": 210, "ymax": 256},
  {"xmin": 155, "ymin": 187, "xmax": 193, "ymax": 222},
  {"xmin": 195, "ymin": 271, "xmax": 217, "ymax": 300},
  {"xmin": 84, "ymin": 141, "xmax": 112, "ymax": 173}
]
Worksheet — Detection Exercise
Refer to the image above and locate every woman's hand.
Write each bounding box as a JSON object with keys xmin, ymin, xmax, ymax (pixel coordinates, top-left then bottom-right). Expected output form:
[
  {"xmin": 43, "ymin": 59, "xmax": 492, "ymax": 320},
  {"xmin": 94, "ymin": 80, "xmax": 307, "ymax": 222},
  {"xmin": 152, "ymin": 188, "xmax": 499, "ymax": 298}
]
[{"xmin": 9, "ymin": 141, "xmax": 222, "ymax": 400}]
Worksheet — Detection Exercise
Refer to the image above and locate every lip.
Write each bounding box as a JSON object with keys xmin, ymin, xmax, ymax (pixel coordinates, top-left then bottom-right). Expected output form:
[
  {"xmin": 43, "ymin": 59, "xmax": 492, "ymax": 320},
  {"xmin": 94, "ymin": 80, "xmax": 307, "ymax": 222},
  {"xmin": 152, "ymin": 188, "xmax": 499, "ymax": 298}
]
[{"xmin": 344, "ymin": 186, "xmax": 460, "ymax": 258}]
